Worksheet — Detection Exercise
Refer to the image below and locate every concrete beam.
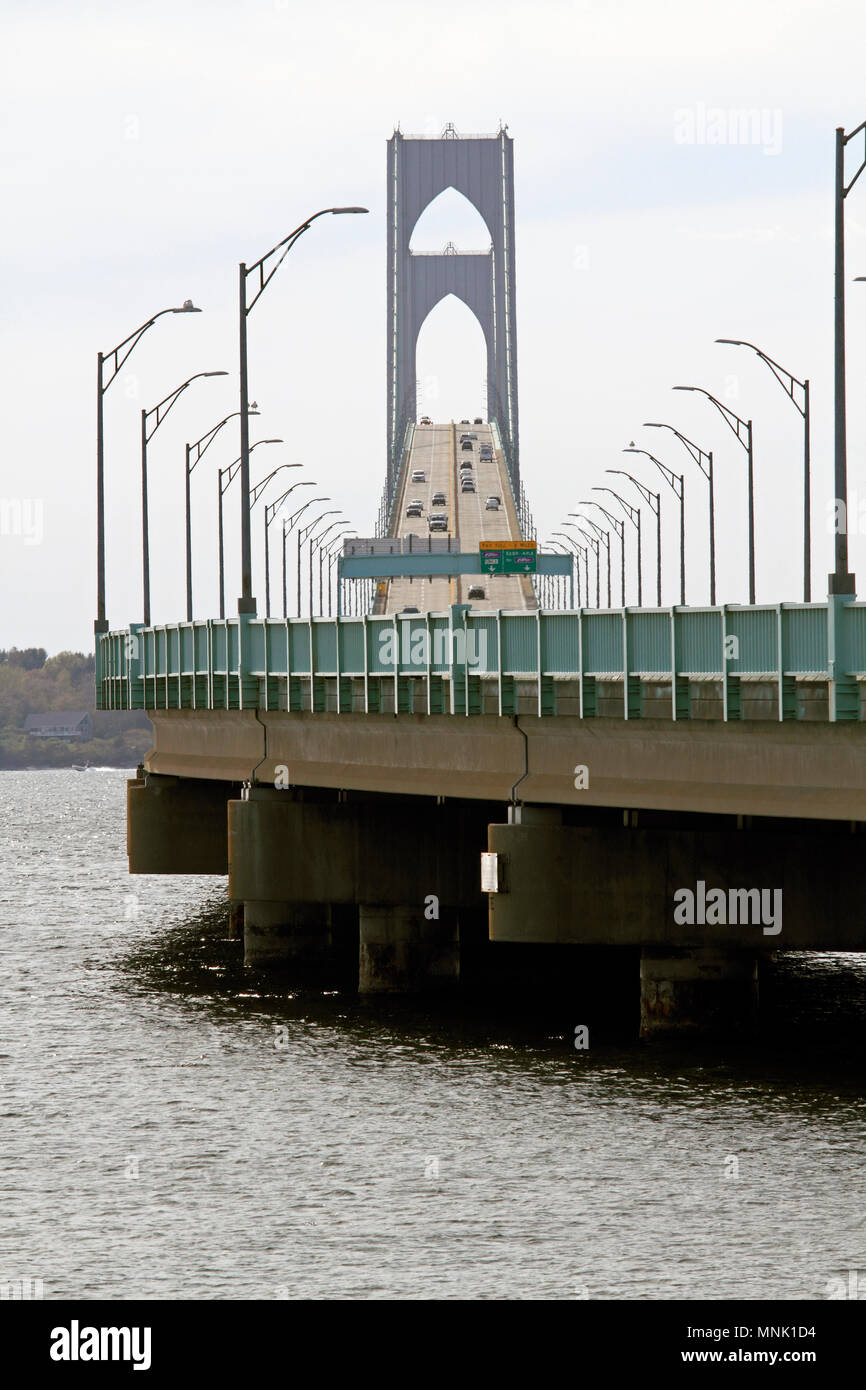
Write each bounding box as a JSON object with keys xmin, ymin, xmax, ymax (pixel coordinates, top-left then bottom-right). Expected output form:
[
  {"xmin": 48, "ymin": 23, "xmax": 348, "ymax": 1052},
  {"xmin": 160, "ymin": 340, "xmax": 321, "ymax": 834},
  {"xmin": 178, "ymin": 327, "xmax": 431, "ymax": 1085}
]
[
  {"xmin": 127, "ymin": 773, "xmax": 233, "ymax": 874},
  {"xmin": 487, "ymin": 819, "xmax": 866, "ymax": 950},
  {"xmin": 144, "ymin": 710, "xmax": 866, "ymax": 821}
]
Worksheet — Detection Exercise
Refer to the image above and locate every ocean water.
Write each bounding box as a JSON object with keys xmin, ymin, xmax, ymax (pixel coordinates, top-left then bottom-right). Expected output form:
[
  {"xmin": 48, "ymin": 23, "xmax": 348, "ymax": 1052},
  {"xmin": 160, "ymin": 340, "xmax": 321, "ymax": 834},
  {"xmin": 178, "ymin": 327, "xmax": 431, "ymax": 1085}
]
[{"xmin": 1, "ymin": 769, "xmax": 864, "ymax": 1300}]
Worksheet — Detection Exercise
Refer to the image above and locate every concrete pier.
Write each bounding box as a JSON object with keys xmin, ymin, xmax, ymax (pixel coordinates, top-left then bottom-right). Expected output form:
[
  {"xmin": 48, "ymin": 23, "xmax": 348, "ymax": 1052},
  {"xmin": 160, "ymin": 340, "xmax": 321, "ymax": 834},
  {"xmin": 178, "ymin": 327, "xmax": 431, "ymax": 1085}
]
[
  {"xmin": 358, "ymin": 905, "xmax": 459, "ymax": 993},
  {"xmin": 639, "ymin": 948, "xmax": 759, "ymax": 1039},
  {"xmin": 127, "ymin": 772, "xmax": 234, "ymax": 874},
  {"xmin": 227, "ymin": 786, "xmax": 493, "ymax": 990}
]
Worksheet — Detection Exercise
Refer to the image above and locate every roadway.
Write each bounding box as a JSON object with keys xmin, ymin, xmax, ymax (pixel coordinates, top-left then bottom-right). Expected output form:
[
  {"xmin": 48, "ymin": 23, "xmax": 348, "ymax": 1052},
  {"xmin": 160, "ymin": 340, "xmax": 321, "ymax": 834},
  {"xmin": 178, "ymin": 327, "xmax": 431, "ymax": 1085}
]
[{"xmin": 385, "ymin": 420, "xmax": 534, "ymax": 614}]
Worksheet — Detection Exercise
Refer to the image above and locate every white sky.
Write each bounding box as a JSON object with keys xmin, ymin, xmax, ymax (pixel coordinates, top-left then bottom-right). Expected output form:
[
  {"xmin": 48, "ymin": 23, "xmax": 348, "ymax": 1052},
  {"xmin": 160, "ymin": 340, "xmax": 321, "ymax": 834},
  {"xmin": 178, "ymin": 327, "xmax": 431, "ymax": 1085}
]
[{"xmin": 2, "ymin": 0, "xmax": 866, "ymax": 649}]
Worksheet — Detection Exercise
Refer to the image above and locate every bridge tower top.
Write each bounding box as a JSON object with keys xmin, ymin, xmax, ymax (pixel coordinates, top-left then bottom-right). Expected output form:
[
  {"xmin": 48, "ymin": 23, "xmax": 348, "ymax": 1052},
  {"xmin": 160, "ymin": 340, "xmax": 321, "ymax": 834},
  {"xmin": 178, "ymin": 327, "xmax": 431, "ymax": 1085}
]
[{"xmin": 385, "ymin": 122, "xmax": 519, "ymax": 500}]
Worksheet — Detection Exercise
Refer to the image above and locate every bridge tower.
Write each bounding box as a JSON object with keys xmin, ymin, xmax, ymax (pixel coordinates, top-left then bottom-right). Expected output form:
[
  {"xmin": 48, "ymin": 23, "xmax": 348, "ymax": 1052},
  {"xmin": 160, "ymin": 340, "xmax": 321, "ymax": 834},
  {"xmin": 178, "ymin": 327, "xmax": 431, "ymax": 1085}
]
[{"xmin": 386, "ymin": 122, "xmax": 520, "ymax": 498}]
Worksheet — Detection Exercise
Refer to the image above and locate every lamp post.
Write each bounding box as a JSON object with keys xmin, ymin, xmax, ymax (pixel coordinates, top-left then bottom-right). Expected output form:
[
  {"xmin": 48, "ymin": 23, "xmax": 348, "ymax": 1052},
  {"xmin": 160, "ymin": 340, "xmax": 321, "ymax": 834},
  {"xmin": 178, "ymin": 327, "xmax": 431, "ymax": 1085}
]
[
  {"xmin": 715, "ymin": 340, "xmax": 811, "ymax": 601},
  {"xmin": 561, "ymin": 525, "xmax": 593, "ymax": 607},
  {"xmin": 299, "ymin": 510, "xmax": 339, "ymax": 617},
  {"xmin": 829, "ymin": 122, "xmax": 866, "ymax": 595},
  {"xmin": 624, "ymin": 448, "xmax": 685, "ymax": 605},
  {"xmin": 644, "ymin": 421, "xmax": 715, "ymax": 604},
  {"xmin": 141, "ymin": 370, "xmax": 227, "ymax": 624},
  {"xmin": 552, "ymin": 534, "xmax": 583, "ymax": 608},
  {"xmin": 323, "ymin": 529, "xmax": 356, "ymax": 616},
  {"xmin": 280, "ymin": 496, "xmax": 328, "ymax": 617},
  {"xmin": 185, "ymin": 407, "xmax": 259, "ymax": 621},
  {"xmin": 613, "ymin": 466, "xmax": 661, "ymax": 604},
  {"xmin": 249, "ymin": 463, "xmax": 301, "ymax": 618},
  {"xmin": 264, "ymin": 479, "xmax": 314, "ymax": 617},
  {"xmin": 594, "ymin": 486, "xmax": 644, "ymax": 606},
  {"xmin": 308, "ymin": 517, "xmax": 344, "ymax": 616},
  {"xmin": 567, "ymin": 524, "xmax": 600, "ymax": 606},
  {"xmin": 585, "ymin": 499, "xmax": 626, "ymax": 605},
  {"xmin": 95, "ymin": 300, "xmax": 201, "ymax": 636},
  {"xmin": 237, "ymin": 206, "xmax": 368, "ymax": 616},
  {"xmin": 217, "ymin": 439, "xmax": 282, "ymax": 619},
  {"xmin": 572, "ymin": 515, "xmax": 611, "ymax": 606},
  {"xmin": 674, "ymin": 385, "xmax": 754, "ymax": 603}
]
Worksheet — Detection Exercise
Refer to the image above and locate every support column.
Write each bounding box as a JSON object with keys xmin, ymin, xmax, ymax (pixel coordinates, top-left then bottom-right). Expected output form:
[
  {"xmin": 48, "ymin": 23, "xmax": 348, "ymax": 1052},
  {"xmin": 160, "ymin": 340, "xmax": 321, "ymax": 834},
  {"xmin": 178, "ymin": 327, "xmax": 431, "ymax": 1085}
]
[
  {"xmin": 127, "ymin": 772, "xmax": 233, "ymax": 874},
  {"xmin": 358, "ymin": 905, "xmax": 459, "ymax": 994},
  {"xmin": 243, "ymin": 900, "xmax": 355, "ymax": 983},
  {"xmin": 640, "ymin": 948, "xmax": 758, "ymax": 1039}
]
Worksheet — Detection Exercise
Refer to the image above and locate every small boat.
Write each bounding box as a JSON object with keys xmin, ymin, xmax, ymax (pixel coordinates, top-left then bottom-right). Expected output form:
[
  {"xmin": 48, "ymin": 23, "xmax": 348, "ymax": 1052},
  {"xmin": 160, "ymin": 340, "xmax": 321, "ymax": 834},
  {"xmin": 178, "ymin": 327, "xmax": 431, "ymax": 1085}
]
[{"xmin": 71, "ymin": 761, "xmax": 91, "ymax": 772}]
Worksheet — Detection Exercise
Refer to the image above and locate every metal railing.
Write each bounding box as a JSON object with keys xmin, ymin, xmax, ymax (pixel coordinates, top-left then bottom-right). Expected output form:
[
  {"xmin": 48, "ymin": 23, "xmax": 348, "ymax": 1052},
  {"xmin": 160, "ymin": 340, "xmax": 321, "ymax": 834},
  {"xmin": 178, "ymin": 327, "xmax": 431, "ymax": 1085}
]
[{"xmin": 97, "ymin": 599, "xmax": 866, "ymax": 722}]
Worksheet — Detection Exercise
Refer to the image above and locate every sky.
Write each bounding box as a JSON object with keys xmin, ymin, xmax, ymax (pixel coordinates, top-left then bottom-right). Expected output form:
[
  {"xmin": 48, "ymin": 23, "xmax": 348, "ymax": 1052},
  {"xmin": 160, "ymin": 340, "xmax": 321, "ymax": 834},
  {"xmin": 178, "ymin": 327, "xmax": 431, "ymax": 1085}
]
[{"xmin": 2, "ymin": 0, "xmax": 866, "ymax": 651}]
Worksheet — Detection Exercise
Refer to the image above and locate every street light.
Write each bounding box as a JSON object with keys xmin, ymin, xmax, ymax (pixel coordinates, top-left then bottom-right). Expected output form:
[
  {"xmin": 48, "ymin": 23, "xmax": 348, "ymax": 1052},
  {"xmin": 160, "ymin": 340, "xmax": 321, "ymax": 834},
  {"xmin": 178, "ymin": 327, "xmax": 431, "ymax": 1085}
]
[
  {"xmin": 594, "ymin": 486, "xmax": 644, "ymax": 606},
  {"xmin": 565, "ymin": 523, "xmax": 600, "ymax": 607},
  {"xmin": 217, "ymin": 439, "xmax": 282, "ymax": 619},
  {"xmin": 96, "ymin": 299, "xmax": 200, "ymax": 634},
  {"xmin": 237, "ymin": 206, "xmax": 369, "ymax": 616},
  {"xmin": 830, "ymin": 121, "xmax": 866, "ymax": 596},
  {"xmin": 299, "ymin": 510, "xmax": 339, "ymax": 617},
  {"xmin": 559, "ymin": 526, "xmax": 591, "ymax": 607},
  {"xmin": 308, "ymin": 516, "xmax": 345, "ymax": 616},
  {"xmin": 141, "ymin": 370, "xmax": 227, "ymax": 624},
  {"xmin": 624, "ymin": 448, "xmax": 685, "ymax": 605},
  {"xmin": 551, "ymin": 533, "xmax": 582, "ymax": 608},
  {"xmin": 573, "ymin": 514, "xmax": 611, "ymax": 606},
  {"xmin": 715, "ymin": 340, "xmax": 811, "ymax": 601},
  {"xmin": 644, "ymin": 421, "xmax": 715, "ymax": 604},
  {"xmin": 674, "ymin": 385, "xmax": 754, "ymax": 603},
  {"xmin": 611, "ymin": 467, "xmax": 661, "ymax": 604},
  {"xmin": 280, "ymin": 496, "xmax": 328, "ymax": 617},
  {"xmin": 322, "ymin": 529, "xmax": 356, "ymax": 616},
  {"xmin": 584, "ymin": 500, "xmax": 626, "ymax": 605},
  {"xmin": 264, "ymin": 479, "xmax": 314, "ymax": 617},
  {"xmin": 185, "ymin": 407, "xmax": 259, "ymax": 621}
]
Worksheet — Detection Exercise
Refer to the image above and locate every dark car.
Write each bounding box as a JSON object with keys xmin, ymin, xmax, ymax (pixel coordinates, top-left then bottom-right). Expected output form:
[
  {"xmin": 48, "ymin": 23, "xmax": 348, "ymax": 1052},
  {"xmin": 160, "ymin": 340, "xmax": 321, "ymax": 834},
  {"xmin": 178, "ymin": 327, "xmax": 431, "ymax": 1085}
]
[
  {"xmin": 473, "ymin": 417, "xmax": 483, "ymax": 425},
  {"xmin": 467, "ymin": 584, "xmax": 485, "ymax": 599},
  {"xmin": 461, "ymin": 440, "xmax": 473, "ymax": 451},
  {"xmin": 432, "ymin": 491, "xmax": 447, "ymax": 506}
]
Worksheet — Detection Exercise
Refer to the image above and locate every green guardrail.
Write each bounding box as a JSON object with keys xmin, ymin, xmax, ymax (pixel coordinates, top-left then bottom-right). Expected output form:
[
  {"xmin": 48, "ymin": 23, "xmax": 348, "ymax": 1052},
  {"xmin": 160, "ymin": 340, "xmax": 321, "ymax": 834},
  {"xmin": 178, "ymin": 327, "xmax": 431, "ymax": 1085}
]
[{"xmin": 97, "ymin": 598, "xmax": 866, "ymax": 722}]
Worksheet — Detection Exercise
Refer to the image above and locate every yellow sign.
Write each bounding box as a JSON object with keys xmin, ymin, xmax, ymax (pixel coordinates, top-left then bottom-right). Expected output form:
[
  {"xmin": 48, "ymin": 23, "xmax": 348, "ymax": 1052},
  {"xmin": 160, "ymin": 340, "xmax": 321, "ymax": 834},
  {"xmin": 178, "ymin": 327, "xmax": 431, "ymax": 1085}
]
[{"xmin": 479, "ymin": 540, "xmax": 537, "ymax": 551}]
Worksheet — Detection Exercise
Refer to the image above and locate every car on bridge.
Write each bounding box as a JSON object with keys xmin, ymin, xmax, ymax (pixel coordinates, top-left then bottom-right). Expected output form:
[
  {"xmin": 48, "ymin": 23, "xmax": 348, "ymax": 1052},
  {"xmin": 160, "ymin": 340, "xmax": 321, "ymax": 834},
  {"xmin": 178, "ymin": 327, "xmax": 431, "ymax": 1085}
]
[
  {"xmin": 432, "ymin": 491, "xmax": 447, "ymax": 506},
  {"xmin": 428, "ymin": 513, "xmax": 448, "ymax": 532},
  {"xmin": 419, "ymin": 416, "xmax": 431, "ymax": 425},
  {"xmin": 485, "ymin": 497, "xmax": 500, "ymax": 510},
  {"xmin": 461, "ymin": 440, "xmax": 473, "ymax": 452},
  {"xmin": 406, "ymin": 500, "xmax": 424, "ymax": 517},
  {"xmin": 467, "ymin": 584, "xmax": 485, "ymax": 599},
  {"xmin": 461, "ymin": 481, "xmax": 476, "ymax": 493},
  {"xmin": 479, "ymin": 445, "xmax": 493, "ymax": 459},
  {"xmin": 460, "ymin": 418, "xmax": 470, "ymax": 424},
  {"xmin": 399, "ymin": 606, "xmax": 420, "ymax": 614},
  {"xmin": 473, "ymin": 417, "xmax": 483, "ymax": 425},
  {"xmin": 411, "ymin": 469, "xmax": 426, "ymax": 482}
]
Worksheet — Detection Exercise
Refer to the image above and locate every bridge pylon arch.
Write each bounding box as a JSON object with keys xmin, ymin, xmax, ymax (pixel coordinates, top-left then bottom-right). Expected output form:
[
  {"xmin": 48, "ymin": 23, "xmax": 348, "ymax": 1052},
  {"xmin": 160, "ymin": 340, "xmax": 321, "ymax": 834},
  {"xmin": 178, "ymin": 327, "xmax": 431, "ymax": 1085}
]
[{"xmin": 386, "ymin": 124, "xmax": 519, "ymax": 500}]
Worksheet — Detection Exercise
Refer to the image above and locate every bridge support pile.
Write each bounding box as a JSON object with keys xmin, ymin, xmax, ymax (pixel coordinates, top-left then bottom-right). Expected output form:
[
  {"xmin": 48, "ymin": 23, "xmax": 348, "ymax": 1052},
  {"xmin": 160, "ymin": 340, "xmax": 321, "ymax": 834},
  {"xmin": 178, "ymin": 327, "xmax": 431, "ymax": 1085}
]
[{"xmin": 127, "ymin": 771, "xmax": 865, "ymax": 1038}]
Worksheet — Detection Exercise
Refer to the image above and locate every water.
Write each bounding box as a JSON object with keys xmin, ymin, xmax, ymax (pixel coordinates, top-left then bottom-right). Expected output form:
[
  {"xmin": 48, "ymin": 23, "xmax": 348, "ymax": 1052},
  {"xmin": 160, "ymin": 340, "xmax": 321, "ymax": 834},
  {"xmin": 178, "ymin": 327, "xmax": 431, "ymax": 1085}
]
[{"xmin": 1, "ymin": 769, "xmax": 864, "ymax": 1300}]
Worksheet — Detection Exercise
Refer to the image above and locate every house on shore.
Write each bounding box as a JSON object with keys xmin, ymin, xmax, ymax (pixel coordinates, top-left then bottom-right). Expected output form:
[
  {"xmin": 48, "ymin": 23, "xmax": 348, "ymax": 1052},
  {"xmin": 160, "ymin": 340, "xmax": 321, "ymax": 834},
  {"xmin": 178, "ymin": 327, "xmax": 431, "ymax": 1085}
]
[{"xmin": 24, "ymin": 711, "xmax": 93, "ymax": 742}]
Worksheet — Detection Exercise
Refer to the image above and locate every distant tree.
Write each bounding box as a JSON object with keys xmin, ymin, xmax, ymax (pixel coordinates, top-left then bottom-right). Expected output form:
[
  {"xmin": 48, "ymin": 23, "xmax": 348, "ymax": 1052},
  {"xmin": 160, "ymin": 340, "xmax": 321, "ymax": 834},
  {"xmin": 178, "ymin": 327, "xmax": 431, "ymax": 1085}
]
[
  {"xmin": 6, "ymin": 647, "xmax": 47, "ymax": 670},
  {"xmin": 44, "ymin": 651, "xmax": 92, "ymax": 676}
]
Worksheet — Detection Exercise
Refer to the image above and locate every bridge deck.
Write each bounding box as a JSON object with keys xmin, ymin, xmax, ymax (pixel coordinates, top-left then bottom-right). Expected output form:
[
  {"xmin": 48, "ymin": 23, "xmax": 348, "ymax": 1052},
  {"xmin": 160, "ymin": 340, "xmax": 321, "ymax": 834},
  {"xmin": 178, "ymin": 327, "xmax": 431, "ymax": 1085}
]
[{"xmin": 386, "ymin": 421, "xmax": 532, "ymax": 614}]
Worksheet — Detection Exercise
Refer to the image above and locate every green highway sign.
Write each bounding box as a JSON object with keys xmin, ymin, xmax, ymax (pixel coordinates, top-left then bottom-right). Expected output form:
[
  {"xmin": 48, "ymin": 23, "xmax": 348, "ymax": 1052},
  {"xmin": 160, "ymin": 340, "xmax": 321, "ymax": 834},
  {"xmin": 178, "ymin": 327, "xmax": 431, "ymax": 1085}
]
[{"xmin": 479, "ymin": 541, "xmax": 537, "ymax": 575}]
